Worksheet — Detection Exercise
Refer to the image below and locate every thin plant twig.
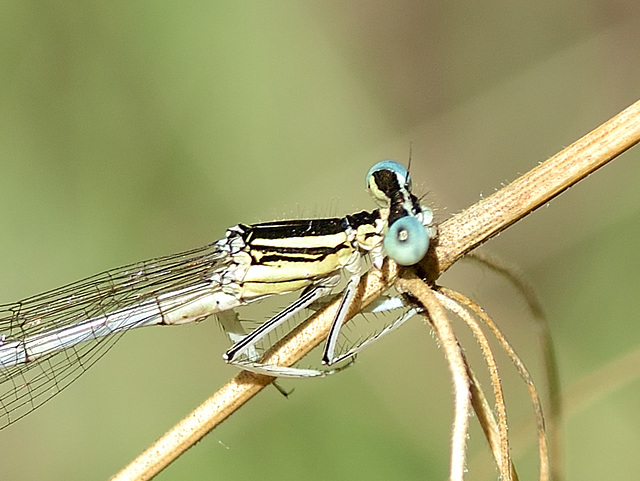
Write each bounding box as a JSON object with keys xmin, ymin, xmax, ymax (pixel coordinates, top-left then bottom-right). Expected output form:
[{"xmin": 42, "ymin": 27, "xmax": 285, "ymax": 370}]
[
  {"xmin": 431, "ymin": 99, "xmax": 640, "ymax": 275},
  {"xmin": 442, "ymin": 287, "xmax": 550, "ymax": 480},
  {"xmin": 466, "ymin": 361, "xmax": 520, "ymax": 481},
  {"xmin": 433, "ymin": 289, "xmax": 513, "ymax": 480},
  {"xmin": 112, "ymin": 99, "xmax": 640, "ymax": 480},
  {"xmin": 396, "ymin": 272, "xmax": 472, "ymax": 481},
  {"xmin": 464, "ymin": 251, "xmax": 563, "ymax": 480}
]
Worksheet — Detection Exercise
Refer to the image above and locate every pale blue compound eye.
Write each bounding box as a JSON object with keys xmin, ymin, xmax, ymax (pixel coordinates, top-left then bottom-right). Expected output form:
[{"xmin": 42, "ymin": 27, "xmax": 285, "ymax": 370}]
[
  {"xmin": 366, "ymin": 160, "xmax": 411, "ymax": 189},
  {"xmin": 366, "ymin": 160, "xmax": 412, "ymax": 205},
  {"xmin": 384, "ymin": 216, "xmax": 429, "ymax": 266}
]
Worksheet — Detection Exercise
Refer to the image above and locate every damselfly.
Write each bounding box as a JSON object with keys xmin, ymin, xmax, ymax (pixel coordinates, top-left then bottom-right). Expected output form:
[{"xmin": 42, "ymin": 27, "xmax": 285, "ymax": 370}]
[{"xmin": 0, "ymin": 161, "xmax": 435, "ymax": 428}]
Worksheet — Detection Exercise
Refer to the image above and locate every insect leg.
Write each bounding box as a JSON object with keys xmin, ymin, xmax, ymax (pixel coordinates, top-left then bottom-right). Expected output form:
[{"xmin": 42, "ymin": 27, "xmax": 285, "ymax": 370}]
[{"xmin": 222, "ymin": 278, "xmax": 338, "ymax": 363}]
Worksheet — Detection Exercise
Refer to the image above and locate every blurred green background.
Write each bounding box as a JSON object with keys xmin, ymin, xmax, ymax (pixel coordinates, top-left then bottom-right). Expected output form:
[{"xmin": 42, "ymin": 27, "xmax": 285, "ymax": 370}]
[{"xmin": 1, "ymin": 2, "xmax": 640, "ymax": 480}]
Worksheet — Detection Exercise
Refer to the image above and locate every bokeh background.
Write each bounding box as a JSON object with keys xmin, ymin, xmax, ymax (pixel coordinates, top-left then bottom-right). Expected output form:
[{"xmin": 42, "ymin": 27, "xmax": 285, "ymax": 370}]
[{"xmin": 1, "ymin": 2, "xmax": 640, "ymax": 480}]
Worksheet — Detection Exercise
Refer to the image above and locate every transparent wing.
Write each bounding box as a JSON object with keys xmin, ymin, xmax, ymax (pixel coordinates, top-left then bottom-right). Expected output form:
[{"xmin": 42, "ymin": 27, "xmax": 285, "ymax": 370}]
[{"xmin": 0, "ymin": 241, "xmax": 228, "ymax": 429}]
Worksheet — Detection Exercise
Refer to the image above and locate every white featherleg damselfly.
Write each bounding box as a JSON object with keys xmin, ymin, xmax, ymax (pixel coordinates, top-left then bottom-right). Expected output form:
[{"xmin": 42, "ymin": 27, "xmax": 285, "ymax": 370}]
[{"xmin": 0, "ymin": 160, "xmax": 435, "ymax": 429}]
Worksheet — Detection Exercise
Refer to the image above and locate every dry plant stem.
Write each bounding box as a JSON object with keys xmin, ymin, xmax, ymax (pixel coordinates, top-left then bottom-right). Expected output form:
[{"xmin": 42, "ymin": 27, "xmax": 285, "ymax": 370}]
[
  {"xmin": 111, "ymin": 372, "xmax": 272, "ymax": 481},
  {"xmin": 432, "ymin": 98, "xmax": 640, "ymax": 275},
  {"xmin": 113, "ymin": 99, "xmax": 640, "ymax": 480},
  {"xmin": 433, "ymin": 290, "xmax": 512, "ymax": 480},
  {"xmin": 490, "ymin": 343, "xmax": 640, "ymax": 481},
  {"xmin": 464, "ymin": 251, "xmax": 562, "ymax": 480},
  {"xmin": 112, "ymin": 262, "xmax": 401, "ymax": 481},
  {"xmin": 396, "ymin": 272, "xmax": 471, "ymax": 481},
  {"xmin": 466, "ymin": 363, "xmax": 520, "ymax": 481},
  {"xmin": 442, "ymin": 287, "xmax": 550, "ymax": 481}
]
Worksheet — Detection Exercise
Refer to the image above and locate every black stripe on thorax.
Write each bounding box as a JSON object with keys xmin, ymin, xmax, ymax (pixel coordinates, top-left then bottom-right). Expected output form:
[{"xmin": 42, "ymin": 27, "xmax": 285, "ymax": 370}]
[
  {"xmin": 254, "ymin": 245, "xmax": 345, "ymax": 265},
  {"xmin": 238, "ymin": 210, "xmax": 382, "ymax": 265},
  {"xmin": 245, "ymin": 210, "xmax": 381, "ymax": 242}
]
